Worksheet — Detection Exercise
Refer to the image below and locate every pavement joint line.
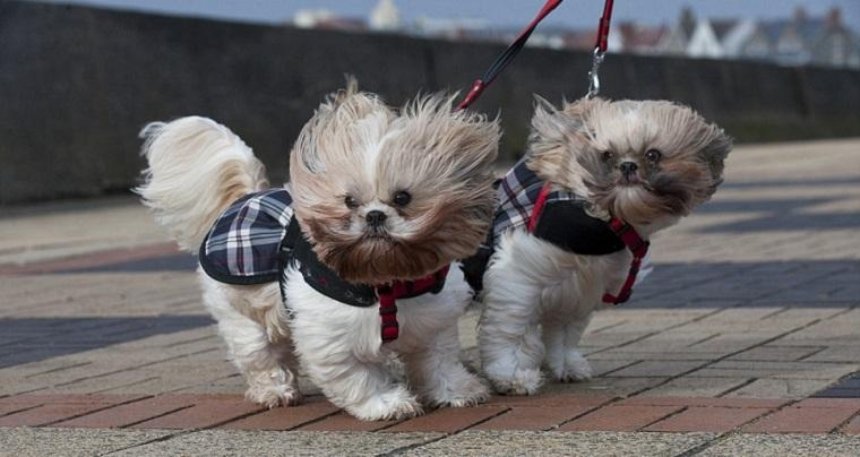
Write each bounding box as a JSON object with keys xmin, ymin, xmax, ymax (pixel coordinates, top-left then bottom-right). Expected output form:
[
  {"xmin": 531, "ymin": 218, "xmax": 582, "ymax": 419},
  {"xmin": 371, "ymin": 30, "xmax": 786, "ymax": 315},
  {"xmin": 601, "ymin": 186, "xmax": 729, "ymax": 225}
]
[
  {"xmin": 377, "ymin": 406, "xmax": 514, "ymax": 457},
  {"xmin": 118, "ymin": 404, "xmax": 197, "ymax": 429},
  {"xmin": 793, "ymin": 346, "xmax": 828, "ymax": 362},
  {"xmin": 0, "ymin": 404, "xmax": 43, "ymax": 419},
  {"xmin": 547, "ymin": 396, "xmax": 619, "ymax": 430},
  {"xmin": 638, "ymin": 405, "xmax": 691, "ymax": 431},
  {"xmin": 686, "ymin": 333, "xmax": 722, "ymax": 347},
  {"xmin": 103, "ymin": 403, "xmax": 271, "ymax": 455},
  {"xmin": 39, "ymin": 394, "xmax": 152, "ymax": 427},
  {"xmin": 586, "ymin": 307, "xmax": 728, "ymax": 357},
  {"xmin": 91, "ymin": 376, "xmax": 162, "ymax": 394},
  {"xmin": 713, "ymin": 378, "xmax": 757, "ymax": 397},
  {"xmin": 49, "ymin": 347, "xmax": 219, "ymax": 389},
  {"xmin": 24, "ymin": 361, "xmax": 94, "ymax": 379},
  {"xmin": 626, "ymin": 307, "xmax": 855, "ymax": 398},
  {"xmin": 592, "ymin": 359, "xmax": 644, "ymax": 377},
  {"xmin": 833, "ymin": 406, "xmax": 860, "ymax": 433}
]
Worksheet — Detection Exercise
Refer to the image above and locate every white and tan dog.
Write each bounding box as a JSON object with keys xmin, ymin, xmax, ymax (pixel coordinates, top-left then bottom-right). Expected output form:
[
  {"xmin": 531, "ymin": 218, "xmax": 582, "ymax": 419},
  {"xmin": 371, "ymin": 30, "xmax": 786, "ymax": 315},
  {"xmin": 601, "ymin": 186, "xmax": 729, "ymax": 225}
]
[
  {"xmin": 476, "ymin": 97, "xmax": 732, "ymax": 395},
  {"xmin": 137, "ymin": 81, "xmax": 499, "ymax": 420}
]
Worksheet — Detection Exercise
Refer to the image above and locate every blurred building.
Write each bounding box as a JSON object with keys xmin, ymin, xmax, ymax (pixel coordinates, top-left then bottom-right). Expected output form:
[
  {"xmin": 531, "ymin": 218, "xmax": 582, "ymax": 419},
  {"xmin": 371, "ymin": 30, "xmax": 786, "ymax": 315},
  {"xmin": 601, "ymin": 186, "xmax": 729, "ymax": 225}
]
[{"xmin": 290, "ymin": 2, "xmax": 859, "ymax": 69}]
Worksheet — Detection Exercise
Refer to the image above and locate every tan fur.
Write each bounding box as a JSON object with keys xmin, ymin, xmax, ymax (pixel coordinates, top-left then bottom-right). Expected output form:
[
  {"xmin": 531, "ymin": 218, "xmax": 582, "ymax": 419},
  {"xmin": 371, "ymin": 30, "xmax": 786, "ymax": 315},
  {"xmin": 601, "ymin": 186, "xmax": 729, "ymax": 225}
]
[
  {"xmin": 290, "ymin": 83, "xmax": 500, "ymax": 283},
  {"xmin": 137, "ymin": 117, "xmax": 268, "ymax": 252},
  {"xmin": 526, "ymin": 97, "xmax": 732, "ymax": 226}
]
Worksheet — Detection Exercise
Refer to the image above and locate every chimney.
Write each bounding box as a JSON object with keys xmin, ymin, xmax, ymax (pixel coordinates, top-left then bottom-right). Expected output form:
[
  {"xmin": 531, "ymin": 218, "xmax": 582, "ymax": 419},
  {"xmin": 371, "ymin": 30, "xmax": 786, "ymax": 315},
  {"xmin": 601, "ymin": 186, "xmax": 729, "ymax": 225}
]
[
  {"xmin": 793, "ymin": 6, "xmax": 807, "ymax": 24},
  {"xmin": 826, "ymin": 7, "xmax": 842, "ymax": 29}
]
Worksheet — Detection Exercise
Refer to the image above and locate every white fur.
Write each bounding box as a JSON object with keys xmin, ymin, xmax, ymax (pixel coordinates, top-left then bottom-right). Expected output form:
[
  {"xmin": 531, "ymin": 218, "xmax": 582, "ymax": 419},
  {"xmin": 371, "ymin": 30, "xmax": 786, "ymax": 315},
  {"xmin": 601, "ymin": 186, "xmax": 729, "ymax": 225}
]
[
  {"xmin": 137, "ymin": 114, "xmax": 488, "ymax": 421},
  {"xmin": 479, "ymin": 230, "xmax": 631, "ymax": 395},
  {"xmin": 285, "ymin": 265, "xmax": 488, "ymax": 420}
]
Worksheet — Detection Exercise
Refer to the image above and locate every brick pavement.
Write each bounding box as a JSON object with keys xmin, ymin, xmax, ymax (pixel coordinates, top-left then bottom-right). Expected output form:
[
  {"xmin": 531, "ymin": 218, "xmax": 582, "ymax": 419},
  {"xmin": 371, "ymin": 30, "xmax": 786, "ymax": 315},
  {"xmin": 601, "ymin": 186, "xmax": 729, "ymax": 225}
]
[{"xmin": 1, "ymin": 138, "xmax": 860, "ymax": 454}]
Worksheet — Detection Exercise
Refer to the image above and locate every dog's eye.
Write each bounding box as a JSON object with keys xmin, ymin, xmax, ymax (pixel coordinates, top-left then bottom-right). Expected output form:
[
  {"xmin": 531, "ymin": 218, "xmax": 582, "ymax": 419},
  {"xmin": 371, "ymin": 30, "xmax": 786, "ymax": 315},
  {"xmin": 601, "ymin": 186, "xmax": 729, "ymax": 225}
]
[
  {"xmin": 601, "ymin": 150, "xmax": 614, "ymax": 162},
  {"xmin": 392, "ymin": 191, "xmax": 412, "ymax": 207},
  {"xmin": 344, "ymin": 195, "xmax": 359, "ymax": 209},
  {"xmin": 645, "ymin": 149, "xmax": 662, "ymax": 162}
]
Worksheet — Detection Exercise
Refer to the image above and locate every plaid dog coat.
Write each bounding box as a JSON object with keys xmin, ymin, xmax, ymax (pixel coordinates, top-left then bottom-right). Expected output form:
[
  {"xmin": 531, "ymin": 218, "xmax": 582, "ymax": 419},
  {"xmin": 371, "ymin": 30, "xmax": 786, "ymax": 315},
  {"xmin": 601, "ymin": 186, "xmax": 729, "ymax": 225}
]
[
  {"xmin": 199, "ymin": 188, "xmax": 449, "ymax": 342},
  {"xmin": 461, "ymin": 159, "xmax": 627, "ymax": 293}
]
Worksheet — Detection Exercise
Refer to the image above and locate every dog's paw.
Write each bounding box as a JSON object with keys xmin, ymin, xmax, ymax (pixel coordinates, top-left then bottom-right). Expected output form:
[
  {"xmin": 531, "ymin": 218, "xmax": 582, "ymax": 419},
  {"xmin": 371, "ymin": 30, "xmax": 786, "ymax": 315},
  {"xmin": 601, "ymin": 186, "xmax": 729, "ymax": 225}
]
[
  {"xmin": 347, "ymin": 385, "xmax": 424, "ymax": 421},
  {"xmin": 485, "ymin": 365, "xmax": 543, "ymax": 396},
  {"xmin": 553, "ymin": 351, "xmax": 593, "ymax": 383},
  {"xmin": 245, "ymin": 369, "xmax": 303, "ymax": 408},
  {"xmin": 430, "ymin": 372, "xmax": 490, "ymax": 408}
]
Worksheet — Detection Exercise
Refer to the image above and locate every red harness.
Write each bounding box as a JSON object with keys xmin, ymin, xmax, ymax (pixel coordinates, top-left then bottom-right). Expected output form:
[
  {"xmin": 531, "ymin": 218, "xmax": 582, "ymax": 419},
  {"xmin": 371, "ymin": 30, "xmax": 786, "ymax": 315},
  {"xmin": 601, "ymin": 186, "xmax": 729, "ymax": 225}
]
[
  {"xmin": 375, "ymin": 265, "xmax": 450, "ymax": 342},
  {"xmin": 528, "ymin": 183, "xmax": 648, "ymax": 305}
]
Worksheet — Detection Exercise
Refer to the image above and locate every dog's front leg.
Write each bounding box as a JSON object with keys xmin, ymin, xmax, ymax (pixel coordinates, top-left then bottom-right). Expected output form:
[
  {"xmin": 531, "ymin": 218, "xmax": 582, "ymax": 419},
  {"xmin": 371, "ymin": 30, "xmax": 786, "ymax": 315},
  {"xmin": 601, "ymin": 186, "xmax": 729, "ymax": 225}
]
[
  {"xmin": 544, "ymin": 313, "xmax": 594, "ymax": 382},
  {"xmin": 289, "ymin": 306, "xmax": 422, "ymax": 421},
  {"xmin": 402, "ymin": 325, "xmax": 489, "ymax": 408},
  {"xmin": 478, "ymin": 258, "xmax": 546, "ymax": 395}
]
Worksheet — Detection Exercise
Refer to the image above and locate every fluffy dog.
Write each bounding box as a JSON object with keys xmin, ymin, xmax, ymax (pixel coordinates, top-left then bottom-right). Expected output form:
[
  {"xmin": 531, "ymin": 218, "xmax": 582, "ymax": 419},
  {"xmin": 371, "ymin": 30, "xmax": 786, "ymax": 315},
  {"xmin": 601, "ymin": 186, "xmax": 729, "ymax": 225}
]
[
  {"xmin": 137, "ymin": 81, "xmax": 499, "ymax": 420},
  {"xmin": 476, "ymin": 97, "xmax": 732, "ymax": 395}
]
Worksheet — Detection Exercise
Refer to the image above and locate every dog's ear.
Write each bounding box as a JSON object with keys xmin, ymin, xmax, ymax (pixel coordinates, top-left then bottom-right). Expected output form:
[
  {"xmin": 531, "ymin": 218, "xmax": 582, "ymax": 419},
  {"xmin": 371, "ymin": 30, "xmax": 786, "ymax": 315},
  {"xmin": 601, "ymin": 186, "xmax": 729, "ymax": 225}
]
[
  {"xmin": 527, "ymin": 96, "xmax": 596, "ymax": 182},
  {"xmin": 700, "ymin": 127, "xmax": 733, "ymax": 185}
]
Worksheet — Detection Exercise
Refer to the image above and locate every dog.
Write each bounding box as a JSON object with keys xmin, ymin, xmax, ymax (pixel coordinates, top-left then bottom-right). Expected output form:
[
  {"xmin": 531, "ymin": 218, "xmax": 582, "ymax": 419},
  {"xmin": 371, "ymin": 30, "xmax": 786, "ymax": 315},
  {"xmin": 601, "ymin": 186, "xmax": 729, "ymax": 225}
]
[
  {"xmin": 473, "ymin": 96, "xmax": 732, "ymax": 395},
  {"xmin": 136, "ymin": 81, "xmax": 500, "ymax": 420}
]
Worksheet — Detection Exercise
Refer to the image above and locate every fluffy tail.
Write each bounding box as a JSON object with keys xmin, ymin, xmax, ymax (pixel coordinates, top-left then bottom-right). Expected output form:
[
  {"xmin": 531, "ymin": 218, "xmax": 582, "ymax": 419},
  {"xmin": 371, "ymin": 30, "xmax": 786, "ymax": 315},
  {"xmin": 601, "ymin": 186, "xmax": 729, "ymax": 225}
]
[{"xmin": 135, "ymin": 116, "xmax": 268, "ymax": 253}]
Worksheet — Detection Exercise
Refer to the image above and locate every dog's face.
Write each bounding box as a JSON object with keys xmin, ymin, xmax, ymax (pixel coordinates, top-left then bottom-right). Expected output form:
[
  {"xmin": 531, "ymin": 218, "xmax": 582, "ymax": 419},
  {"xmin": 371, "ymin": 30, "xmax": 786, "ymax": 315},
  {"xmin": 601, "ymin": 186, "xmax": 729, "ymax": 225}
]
[
  {"xmin": 289, "ymin": 82, "xmax": 500, "ymax": 283},
  {"xmin": 527, "ymin": 97, "xmax": 732, "ymax": 227}
]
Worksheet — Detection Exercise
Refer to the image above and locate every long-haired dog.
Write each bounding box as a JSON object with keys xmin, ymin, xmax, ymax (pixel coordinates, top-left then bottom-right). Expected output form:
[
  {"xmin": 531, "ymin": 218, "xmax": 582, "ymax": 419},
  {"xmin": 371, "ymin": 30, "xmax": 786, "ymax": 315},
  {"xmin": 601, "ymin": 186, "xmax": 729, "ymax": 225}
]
[
  {"xmin": 475, "ymin": 97, "xmax": 732, "ymax": 395},
  {"xmin": 137, "ymin": 81, "xmax": 499, "ymax": 420}
]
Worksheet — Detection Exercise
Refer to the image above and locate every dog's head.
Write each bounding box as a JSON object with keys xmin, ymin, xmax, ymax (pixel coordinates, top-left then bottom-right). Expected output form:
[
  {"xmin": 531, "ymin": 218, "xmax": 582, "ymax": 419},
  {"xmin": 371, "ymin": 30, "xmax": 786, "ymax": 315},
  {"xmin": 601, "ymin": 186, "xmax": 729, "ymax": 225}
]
[
  {"xmin": 527, "ymin": 97, "xmax": 732, "ymax": 227},
  {"xmin": 289, "ymin": 80, "xmax": 500, "ymax": 283}
]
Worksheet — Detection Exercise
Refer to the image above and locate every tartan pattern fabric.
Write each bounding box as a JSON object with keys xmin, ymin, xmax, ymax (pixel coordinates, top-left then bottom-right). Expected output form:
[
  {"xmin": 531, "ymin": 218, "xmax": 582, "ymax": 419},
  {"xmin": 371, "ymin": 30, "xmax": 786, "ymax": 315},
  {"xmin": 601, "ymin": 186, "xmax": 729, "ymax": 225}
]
[
  {"xmin": 199, "ymin": 187, "xmax": 294, "ymax": 285},
  {"xmin": 492, "ymin": 158, "xmax": 583, "ymax": 241}
]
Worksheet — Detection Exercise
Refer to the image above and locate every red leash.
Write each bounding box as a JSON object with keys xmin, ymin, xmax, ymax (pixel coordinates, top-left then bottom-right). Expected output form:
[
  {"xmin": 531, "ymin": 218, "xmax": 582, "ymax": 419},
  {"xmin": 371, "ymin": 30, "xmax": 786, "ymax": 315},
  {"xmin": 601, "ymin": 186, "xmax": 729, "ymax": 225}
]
[
  {"xmin": 456, "ymin": 0, "xmax": 564, "ymax": 110},
  {"xmin": 587, "ymin": 0, "xmax": 615, "ymax": 98}
]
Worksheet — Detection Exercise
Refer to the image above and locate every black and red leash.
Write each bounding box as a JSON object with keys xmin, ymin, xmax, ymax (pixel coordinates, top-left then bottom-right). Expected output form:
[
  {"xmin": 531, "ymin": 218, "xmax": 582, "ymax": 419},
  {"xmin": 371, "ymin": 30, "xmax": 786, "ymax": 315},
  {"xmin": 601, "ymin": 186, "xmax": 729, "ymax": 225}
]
[
  {"xmin": 456, "ymin": 0, "xmax": 564, "ymax": 111},
  {"xmin": 587, "ymin": 0, "xmax": 614, "ymax": 98},
  {"xmin": 377, "ymin": 0, "xmax": 566, "ymax": 344}
]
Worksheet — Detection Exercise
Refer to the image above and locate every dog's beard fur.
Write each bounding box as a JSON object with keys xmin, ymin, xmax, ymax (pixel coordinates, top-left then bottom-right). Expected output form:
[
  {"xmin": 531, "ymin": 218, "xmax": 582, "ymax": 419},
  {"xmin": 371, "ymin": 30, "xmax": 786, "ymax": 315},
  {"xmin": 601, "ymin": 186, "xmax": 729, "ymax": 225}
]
[
  {"xmin": 526, "ymin": 97, "xmax": 732, "ymax": 227},
  {"xmin": 290, "ymin": 81, "xmax": 500, "ymax": 284}
]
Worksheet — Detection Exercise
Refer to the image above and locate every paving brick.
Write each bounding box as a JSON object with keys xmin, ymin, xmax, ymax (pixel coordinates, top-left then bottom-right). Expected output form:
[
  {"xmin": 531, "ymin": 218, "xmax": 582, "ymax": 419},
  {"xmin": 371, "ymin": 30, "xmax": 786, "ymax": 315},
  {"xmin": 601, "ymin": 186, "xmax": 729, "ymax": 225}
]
[
  {"xmin": 0, "ymin": 399, "xmax": 126, "ymax": 427},
  {"xmin": 792, "ymin": 398, "xmax": 860, "ymax": 409},
  {"xmin": 383, "ymin": 406, "xmax": 508, "ymax": 433},
  {"xmin": 53, "ymin": 395, "xmax": 198, "ymax": 428},
  {"xmin": 642, "ymin": 377, "xmax": 751, "ymax": 398},
  {"xmin": 474, "ymin": 404, "xmax": 596, "ymax": 431},
  {"xmin": 723, "ymin": 378, "xmax": 833, "ymax": 399},
  {"xmin": 842, "ymin": 415, "xmax": 860, "ymax": 434},
  {"xmin": 295, "ymin": 412, "xmax": 400, "ymax": 432},
  {"xmin": 605, "ymin": 361, "xmax": 705, "ymax": 378},
  {"xmin": 728, "ymin": 345, "xmax": 825, "ymax": 362},
  {"xmin": 742, "ymin": 404, "xmax": 860, "ymax": 433},
  {"xmin": 220, "ymin": 399, "xmax": 339, "ymax": 430},
  {"xmin": 129, "ymin": 396, "xmax": 265, "ymax": 429},
  {"xmin": 557, "ymin": 404, "xmax": 684, "ymax": 432},
  {"xmin": 484, "ymin": 393, "xmax": 612, "ymax": 407},
  {"xmin": 620, "ymin": 396, "xmax": 788, "ymax": 409},
  {"xmin": 645, "ymin": 406, "xmax": 772, "ymax": 432}
]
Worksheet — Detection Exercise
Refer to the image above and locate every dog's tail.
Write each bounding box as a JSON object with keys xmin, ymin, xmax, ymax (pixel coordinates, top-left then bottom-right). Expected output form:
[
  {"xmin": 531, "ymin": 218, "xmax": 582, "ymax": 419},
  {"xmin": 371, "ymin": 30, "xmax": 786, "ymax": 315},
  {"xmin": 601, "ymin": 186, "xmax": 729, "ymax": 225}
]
[{"xmin": 135, "ymin": 116, "xmax": 268, "ymax": 253}]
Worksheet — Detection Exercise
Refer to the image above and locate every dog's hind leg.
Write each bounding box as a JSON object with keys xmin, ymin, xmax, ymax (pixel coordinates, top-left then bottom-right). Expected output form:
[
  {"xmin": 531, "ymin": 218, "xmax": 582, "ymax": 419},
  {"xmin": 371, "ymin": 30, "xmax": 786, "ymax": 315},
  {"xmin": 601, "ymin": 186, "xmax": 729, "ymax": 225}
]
[
  {"xmin": 202, "ymin": 275, "xmax": 301, "ymax": 408},
  {"xmin": 402, "ymin": 325, "xmax": 489, "ymax": 407}
]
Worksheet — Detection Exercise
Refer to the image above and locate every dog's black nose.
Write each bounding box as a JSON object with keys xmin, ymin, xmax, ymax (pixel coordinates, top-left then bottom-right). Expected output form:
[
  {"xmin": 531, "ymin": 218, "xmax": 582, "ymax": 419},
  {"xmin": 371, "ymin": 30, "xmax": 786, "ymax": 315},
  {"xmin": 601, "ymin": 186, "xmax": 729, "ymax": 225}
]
[
  {"xmin": 619, "ymin": 161, "xmax": 638, "ymax": 176},
  {"xmin": 365, "ymin": 210, "xmax": 387, "ymax": 227}
]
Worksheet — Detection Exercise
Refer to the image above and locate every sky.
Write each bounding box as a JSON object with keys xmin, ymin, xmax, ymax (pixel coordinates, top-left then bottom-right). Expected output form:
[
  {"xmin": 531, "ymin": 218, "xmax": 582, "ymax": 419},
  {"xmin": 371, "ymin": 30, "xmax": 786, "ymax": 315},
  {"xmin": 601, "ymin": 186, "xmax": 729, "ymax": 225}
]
[{"xmin": 37, "ymin": 0, "xmax": 860, "ymax": 30}]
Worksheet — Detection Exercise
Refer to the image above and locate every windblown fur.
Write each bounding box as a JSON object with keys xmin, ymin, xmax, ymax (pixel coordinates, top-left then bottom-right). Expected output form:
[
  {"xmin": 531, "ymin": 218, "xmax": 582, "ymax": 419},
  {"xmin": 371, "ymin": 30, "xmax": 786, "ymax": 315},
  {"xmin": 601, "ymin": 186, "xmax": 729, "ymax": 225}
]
[
  {"xmin": 479, "ymin": 97, "xmax": 732, "ymax": 395},
  {"xmin": 291, "ymin": 81, "xmax": 499, "ymax": 283},
  {"xmin": 136, "ymin": 117, "xmax": 268, "ymax": 252},
  {"xmin": 136, "ymin": 81, "xmax": 499, "ymax": 421}
]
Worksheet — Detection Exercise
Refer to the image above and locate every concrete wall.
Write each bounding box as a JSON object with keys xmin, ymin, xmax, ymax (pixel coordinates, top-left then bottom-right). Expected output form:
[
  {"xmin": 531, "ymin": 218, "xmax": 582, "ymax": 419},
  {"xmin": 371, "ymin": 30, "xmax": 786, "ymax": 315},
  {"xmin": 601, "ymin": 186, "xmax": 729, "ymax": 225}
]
[{"xmin": 2, "ymin": 1, "xmax": 859, "ymax": 204}]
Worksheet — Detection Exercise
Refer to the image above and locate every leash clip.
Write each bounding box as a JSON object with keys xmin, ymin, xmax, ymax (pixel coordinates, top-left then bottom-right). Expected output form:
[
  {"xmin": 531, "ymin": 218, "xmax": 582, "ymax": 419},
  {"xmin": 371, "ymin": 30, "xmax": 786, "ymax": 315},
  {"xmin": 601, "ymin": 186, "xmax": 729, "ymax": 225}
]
[{"xmin": 587, "ymin": 47, "xmax": 605, "ymax": 99}]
